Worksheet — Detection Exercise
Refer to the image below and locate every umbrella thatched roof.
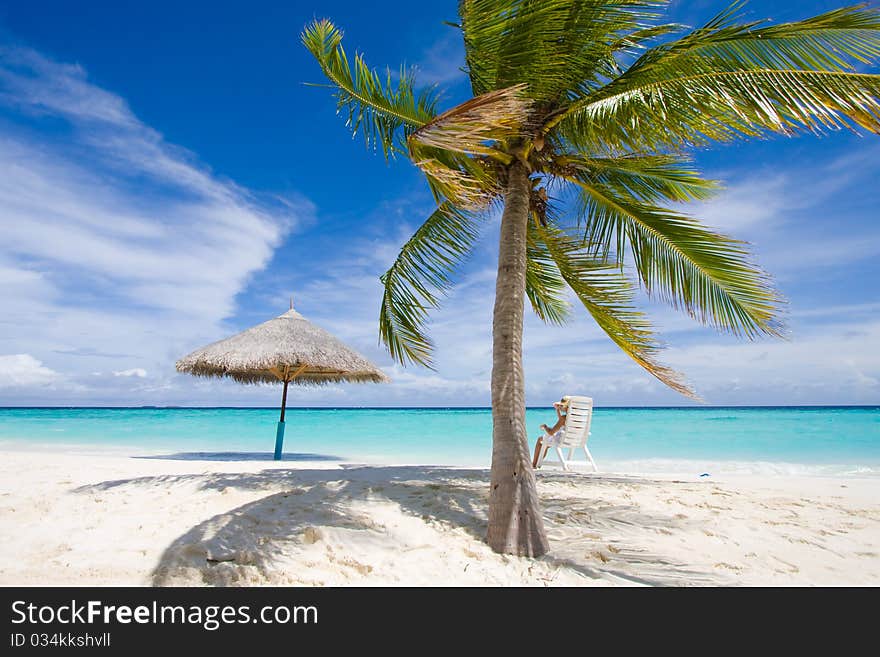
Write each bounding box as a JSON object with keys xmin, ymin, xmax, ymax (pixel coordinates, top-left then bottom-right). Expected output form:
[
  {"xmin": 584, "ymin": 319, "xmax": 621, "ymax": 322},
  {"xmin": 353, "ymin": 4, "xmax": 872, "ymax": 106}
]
[{"xmin": 176, "ymin": 309, "xmax": 389, "ymax": 385}]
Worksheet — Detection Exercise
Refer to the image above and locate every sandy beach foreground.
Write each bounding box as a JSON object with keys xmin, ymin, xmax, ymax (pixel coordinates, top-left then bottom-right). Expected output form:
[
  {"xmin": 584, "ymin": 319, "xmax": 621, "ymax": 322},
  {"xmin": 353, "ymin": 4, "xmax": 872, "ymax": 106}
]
[{"xmin": 0, "ymin": 450, "xmax": 878, "ymax": 586}]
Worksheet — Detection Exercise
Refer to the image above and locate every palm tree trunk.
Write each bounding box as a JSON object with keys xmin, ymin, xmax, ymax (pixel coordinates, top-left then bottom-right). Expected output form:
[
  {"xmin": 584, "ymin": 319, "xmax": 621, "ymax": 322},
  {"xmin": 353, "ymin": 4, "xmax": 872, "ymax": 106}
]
[{"xmin": 486, "ymin": 160, "xmax": 549, "ymax": 557}]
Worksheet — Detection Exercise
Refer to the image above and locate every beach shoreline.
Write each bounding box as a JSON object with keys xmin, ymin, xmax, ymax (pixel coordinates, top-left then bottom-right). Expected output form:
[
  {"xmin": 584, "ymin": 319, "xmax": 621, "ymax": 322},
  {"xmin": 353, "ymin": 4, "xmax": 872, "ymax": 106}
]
[{"xmin": 1, "ymin": 448, "xmax": 878, "ymax": 586}]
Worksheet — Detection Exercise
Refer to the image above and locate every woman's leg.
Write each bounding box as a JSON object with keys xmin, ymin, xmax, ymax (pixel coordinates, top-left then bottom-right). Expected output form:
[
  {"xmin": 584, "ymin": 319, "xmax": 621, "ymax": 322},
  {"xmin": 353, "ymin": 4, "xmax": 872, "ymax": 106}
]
[{"xmin": 532, "ymin": 437, "xmax": 544, "ymax": 469}]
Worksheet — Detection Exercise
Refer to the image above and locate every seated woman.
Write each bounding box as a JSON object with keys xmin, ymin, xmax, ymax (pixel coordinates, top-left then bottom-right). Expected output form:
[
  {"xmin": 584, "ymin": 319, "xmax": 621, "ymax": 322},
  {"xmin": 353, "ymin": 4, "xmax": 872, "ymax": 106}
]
[{"xmin": 532, "ymin": 396, "xmax": 570, "ymax": 468}]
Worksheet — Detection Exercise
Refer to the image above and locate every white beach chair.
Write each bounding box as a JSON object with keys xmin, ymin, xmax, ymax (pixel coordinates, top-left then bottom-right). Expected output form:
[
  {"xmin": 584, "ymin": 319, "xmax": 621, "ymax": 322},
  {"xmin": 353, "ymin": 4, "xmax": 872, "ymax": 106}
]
[{"xmin": 535, "ymin": 395, "xmax": 598, "ymax": 472}]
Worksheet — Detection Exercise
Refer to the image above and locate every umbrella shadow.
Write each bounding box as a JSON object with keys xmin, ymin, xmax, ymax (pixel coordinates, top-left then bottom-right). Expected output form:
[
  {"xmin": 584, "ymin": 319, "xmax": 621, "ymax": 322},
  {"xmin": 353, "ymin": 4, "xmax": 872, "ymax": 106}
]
[
  {"xmin": 134, "ymin": 452, "xmax": 345, "ymax": 462},
  {"xmin": 73, "ymin": 466, "xmax": 727, "ymax": 586}
]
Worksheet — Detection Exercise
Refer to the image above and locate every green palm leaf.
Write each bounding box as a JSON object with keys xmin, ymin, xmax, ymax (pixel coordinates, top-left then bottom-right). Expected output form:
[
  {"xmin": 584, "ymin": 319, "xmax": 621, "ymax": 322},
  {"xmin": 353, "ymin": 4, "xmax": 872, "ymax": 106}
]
[
  {"xmin": 631, "ymin": 3, "xmax": 880, "ymax": 73},
  {"xmin": 532, "ymin": 222, "xmax": 694, "ymax": 397},
  {"xmin": 556, "ymin": 4, "xmax": 880, "ymax": 149},
  {"xmin": 564, "ymin": 68, "xmax": 880, "ymax": 151},
  {"xmin": 302, "ymin": 19, "xmax": 439, "ymax": 158},
  {"xmin": 556, "ymin": 153, "xmax": 720, "ymax": 204},
  {"xmin": 458, "ymin": 0, "xmax": 668, "ymax": 102},
  {"xmin": 379, "ymin": 203, "xmax": 483, "ymax": 367},
  {"xmin": 597, "ymin": 22, "xmax": 687, "ymax": 77},
  {"xmin": 568, "ymin": 177, "xmax": 783, "ymax": 338},
  {"xmin": 526, "ymin": 225, "xmax": 572, "ymax": 325}
]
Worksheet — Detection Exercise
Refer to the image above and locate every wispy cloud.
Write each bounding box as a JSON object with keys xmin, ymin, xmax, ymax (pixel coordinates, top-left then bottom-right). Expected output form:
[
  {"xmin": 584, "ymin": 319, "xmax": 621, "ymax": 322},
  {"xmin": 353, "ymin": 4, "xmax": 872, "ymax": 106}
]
[
  {"xmin": 412, "ymin": 31, "xmax": 467, "ymax": 89},
  {"xmin": 688, "ymin": 147, "xmax": 880, "ymax": 278},
  {"xmin": 113, "ymin": 368, "xmax": 147, "ymax": 378},
  {"xmin": 0, "ymin": 43, "xmax": 308, "ymax": 401}
]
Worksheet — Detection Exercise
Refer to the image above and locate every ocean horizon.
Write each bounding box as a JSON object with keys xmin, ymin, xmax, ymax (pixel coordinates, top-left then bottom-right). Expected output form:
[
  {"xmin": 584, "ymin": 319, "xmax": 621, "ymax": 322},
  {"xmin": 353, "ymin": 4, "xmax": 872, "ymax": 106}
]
[{"xmin": 1, "ymin": 406, "xmax": 878, "ymax": 477}]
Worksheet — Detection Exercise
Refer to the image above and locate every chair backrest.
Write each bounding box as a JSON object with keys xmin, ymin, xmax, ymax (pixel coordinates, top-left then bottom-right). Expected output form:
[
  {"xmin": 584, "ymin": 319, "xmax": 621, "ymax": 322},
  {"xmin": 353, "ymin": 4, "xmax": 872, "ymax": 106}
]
[{"xmin": 561, "ymin": 396, "xmax": 593, "ymax": 447}]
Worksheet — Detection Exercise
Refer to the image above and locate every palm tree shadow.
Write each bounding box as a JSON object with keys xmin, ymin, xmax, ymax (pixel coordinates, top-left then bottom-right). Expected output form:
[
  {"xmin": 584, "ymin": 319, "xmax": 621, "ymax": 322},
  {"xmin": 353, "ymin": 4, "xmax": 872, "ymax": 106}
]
[
  {"xmin": 74, "ymin": 466, "xmax": 725, "ymax": 586},
  {"xmin": 135, "ymin": 466, "xmax": 491, "ymax": 585}
]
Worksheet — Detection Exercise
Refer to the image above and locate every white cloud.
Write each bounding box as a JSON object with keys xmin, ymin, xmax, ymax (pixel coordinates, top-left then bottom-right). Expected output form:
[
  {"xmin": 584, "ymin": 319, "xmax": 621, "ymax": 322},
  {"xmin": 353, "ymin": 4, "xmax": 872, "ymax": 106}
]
[
  {"xmin": 661, "ymin": 318, "xmax": 880, "ymax": 404},
  {"xmin": 691, "ymin": 174, "xmax": 791, "ymax": 232},
  {"xmin": 0, "ymin": 51, "xmax": 298, "ymax": 318},
  {"xmin": 113, "ymin": 368, "xmax": 147, "ymax": 378},
  {"xmin": 0, "ymin": 354, "xmax": 59, "ymax": 388},
  {"xmin": 0, "ymin": 44, "xmax": 313, "ymax": 403},
  {"xmin": 0, "ymin": 46, "xmax": 135, "ymax": 125},
  {"xmin": 688, "ymin": 150, "xmax": 880, "ymax": 277},
  {"xmin": 412, "ymin": 32, "xmax": 467, "ymax": 87}
]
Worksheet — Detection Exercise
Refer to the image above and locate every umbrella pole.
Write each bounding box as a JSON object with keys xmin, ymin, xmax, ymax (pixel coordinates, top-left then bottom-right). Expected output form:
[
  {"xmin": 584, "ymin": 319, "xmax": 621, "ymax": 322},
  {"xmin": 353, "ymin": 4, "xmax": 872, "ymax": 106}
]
[{"xmin": 274, "ymin": 378, "xmax": 290, "ymax": 461}]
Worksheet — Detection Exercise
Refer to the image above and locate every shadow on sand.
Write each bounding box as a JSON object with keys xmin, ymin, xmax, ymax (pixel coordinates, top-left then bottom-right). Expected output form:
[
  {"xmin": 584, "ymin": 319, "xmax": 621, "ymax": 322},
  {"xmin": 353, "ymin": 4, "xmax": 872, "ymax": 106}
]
[
  {"xmin": 73, "ymin": 466, "xmax": 720, "ymax": 586},
  {"xmin": 133, "ymin": 452, "xmax": 344, "ymax": 462}
]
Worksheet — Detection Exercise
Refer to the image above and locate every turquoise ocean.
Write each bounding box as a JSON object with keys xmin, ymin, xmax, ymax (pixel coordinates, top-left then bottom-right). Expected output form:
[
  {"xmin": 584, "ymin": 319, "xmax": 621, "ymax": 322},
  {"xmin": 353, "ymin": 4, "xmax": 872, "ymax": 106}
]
[{"xmin": 1, "ymin": 406, "xmax": 878, "ymax": 476}]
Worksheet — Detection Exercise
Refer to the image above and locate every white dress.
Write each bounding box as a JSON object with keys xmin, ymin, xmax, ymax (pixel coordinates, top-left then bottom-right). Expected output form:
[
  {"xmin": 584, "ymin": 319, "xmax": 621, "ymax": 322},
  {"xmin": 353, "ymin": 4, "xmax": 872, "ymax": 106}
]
[{"xmin": 543, "ymin": 428, "xmax": 565, "ymax": 446}]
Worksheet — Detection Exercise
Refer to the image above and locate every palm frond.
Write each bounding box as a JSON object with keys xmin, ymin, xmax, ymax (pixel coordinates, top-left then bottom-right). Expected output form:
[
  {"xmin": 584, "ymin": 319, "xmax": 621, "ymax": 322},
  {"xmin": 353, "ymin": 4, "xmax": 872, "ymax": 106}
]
[
  {"xmin": 405, "ymin": 85, "xmax": 531, "ymax": 210},
  {"xmin": 302, "ymin": 19, "xmax": 439, "ymax": 158},
  {"xmin": 611, "ymin": 22, "xmax": 686, "ymax": 55},
  {"xmin": 557, "ymin": 153, "xmax": 719, "ymax": 204},
  {"xmin": 526, "ymin": 220, "xmax": 572, "ymax": 324},
  {"xmin": 408, "ymin": 84, "xmax": 532, "ymax": 157},
  {"xmin": 563, "ymin": 68, "xmax": 880, "ymax": 151},
  {"xmin": 410, "ymin": 146, "xmax": 502, "ymax": 210},
  {"xmin": 555, "ymin": 4, "xmax": 880, "ymax": 149},
  {"xmin": 636, "ymin": 3, "xmax": 880, "ymax": 73},
  {"xmin": 532, "ymin": 222, "xmax": 695, "ymax": 397},
  {"xmin": 379, "ymin": 203, "xmax": 483, "ymax": 367},
  {"xmin": 596, "ymin": 22, "xmax": 686, "ymax": 78},
  {"xmin": 568, "ymin": 177, "xmax": 784, "ymax": 338},
  {"xmin": 458, "ymin": 0, "xmax": 668, "ymax": 103}
]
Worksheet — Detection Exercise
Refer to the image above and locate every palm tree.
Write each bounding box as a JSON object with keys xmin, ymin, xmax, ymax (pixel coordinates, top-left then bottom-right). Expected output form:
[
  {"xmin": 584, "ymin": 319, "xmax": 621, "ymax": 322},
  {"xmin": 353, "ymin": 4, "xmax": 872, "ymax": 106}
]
[{"xmin": 303, "ymin": 1, "xmax": 880, "ymax": 556}]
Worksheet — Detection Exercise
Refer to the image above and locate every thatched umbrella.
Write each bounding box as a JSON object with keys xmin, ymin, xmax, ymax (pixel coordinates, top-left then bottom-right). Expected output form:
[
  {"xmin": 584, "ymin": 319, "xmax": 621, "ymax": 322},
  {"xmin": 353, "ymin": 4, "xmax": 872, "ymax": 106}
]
[{"xmin": 176, "ymin": 302, "xmax": 389, "ymax": 459}]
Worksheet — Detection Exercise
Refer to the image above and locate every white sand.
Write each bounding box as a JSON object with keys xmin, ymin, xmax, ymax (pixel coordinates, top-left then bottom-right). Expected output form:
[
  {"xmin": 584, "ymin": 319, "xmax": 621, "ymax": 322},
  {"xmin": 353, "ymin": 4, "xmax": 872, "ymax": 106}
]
[{"xmin": 0, "ymin": 449, "xmax": 878, "ymax": 586}]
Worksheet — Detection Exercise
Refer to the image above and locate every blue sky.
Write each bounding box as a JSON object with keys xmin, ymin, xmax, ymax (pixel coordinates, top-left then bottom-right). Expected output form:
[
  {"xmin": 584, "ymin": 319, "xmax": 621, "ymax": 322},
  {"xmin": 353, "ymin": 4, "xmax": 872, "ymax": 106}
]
[{"xmin": 0, "ymin": 0, "xmax": 878, "ymax": 407}]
